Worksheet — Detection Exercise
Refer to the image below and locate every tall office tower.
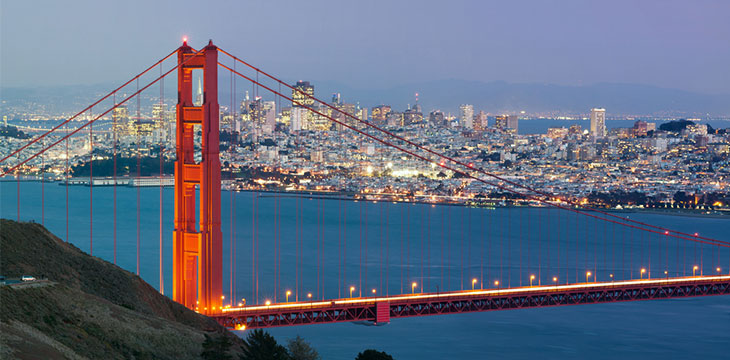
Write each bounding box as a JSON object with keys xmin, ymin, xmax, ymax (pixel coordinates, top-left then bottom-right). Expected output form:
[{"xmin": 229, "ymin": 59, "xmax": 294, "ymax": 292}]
[
  {"xmin": 507, "ymin": 115, "xmax": 518, "ymax": 133},
  {"xmin": 428, "ymin": 110, "xmax": 445, "ymax": 127},
  {"xmin": 279, "ymin": 107, "xmax": 291, "ymax": 126},
  {"xmin": 371, "ymin": 105, "xmax": 391, "ymax": 125},
  {"xmin": 292, "ymin": 81, "xmax": 314, "ymax": 129},
  {"xmin": 460, "ymin": 104, "xmax": 474, "ymax": 129},
  {"xmin": 195, "ymin": 76, "xmax": 203, "ymax": 106},
  {"xmin": 495, "ymin": 115, "xmax": 518, "ymax": 132},
  {"xmin": 332, "ymin": 93, "xmax": 341, "ymax": 106},
  {"xmin": 152, "ymin": 103, "xmax": 167, "ymax": 127},
  {"xmin": 590, "ymin": 108, "xmax": 606, "ymax": 138},
  {"xmin": 292, "ymin": 81, "xmax": 315, "ymax": 108},
  {"xmin": 291, "ymin": 107, "xmax": 306, "ymax": 131},
  {"xmin": 403, "ymin": 104, "xmax": 423, "ymax": 125},
  {"xmin": 112, "ymin": 105, "xmax": 129, "ymax": 135},
  {"xmin": 357, "ymin": 107, "xmax": 368, "ymax": 128},
  {"xmin": 263, "ymin": 100, "xmax": 276, "ymax": 134},
  {"xmin": 495, "ymin": 115, "xmax": 507, "ymax": 129},
  {"xmin": 474, "ymin": 111, "xmax": 488, "ymax": 131},
  {"xmin": 412, "ymin": 92, "xmax": 422, "ymax": 113}
]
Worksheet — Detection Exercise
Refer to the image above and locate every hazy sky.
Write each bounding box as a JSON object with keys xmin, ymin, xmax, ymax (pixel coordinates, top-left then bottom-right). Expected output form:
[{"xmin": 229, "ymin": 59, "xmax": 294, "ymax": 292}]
[{"xmin": 2, "ymin": 0, "xmax": 729, "ymax": 94}]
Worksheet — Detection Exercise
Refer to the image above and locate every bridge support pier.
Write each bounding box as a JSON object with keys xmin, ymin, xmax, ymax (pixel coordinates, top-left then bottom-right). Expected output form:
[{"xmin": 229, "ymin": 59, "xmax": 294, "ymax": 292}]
[{"xmin": 172, "ymin": 40, "xmax": 222, "ymax": 314}]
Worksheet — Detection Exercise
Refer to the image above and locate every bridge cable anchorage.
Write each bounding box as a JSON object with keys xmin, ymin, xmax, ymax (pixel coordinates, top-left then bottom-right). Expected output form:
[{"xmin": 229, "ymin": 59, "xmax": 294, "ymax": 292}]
[
  {"xmin": 217, "ymin": 56, "xmax": 729, "ymax": 249},
  {"xmin": 216, "ymin": 48, "xmax": 726, "ymax": 247},
  {"xmin": 0, "ymin": 49, "xmax": 178, "ymax": 166}
]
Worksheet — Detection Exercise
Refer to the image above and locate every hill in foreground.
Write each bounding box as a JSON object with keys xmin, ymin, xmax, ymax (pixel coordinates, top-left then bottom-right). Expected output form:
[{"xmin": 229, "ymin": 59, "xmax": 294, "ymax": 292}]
[{"xmin": 0, "ymin": 219, "xmax": 245, "ymax": 359}]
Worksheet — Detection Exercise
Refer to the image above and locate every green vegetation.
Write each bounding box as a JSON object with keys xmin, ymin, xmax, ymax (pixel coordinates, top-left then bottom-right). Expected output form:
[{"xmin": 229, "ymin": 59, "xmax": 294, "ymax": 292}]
[
  {"xmin": 201, "ymin": 333, "xmax": 234, "ymax": 360},
  {"xmin": 356, "ymin": 349, "xmax": 395, "ymax": 360},
  {"xmin": 0, "ymin": 125, "xmax": 31, "ymax": 139},
  {"xmin": 0, "ymin": 219, "xmax": 244, "ymax": 359},
  {"xmin": 658, "ymin": 119, "xmax": 715, "ymax": 133},
  {"xmin": 287, "ymin": 335, "xmax": 320, "ymax": 360},
  {"xmin": 241, "ymin": 329, "xmax": 290, "ymax": 360}
]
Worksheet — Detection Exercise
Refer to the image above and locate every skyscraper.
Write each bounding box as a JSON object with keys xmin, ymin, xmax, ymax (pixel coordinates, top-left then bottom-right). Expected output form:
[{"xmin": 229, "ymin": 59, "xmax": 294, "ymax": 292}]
[
  {"xmin": 292, "ymin": 81, "xmax": 315, "ymax": 108},
  {"xmin": 371, "ymin": 105, "xmax": 391, "ymax": 125},
  {"xmin": 195, "ymin": 76, "xmax": 203, "ymax": 106},
  {"xmin": 428, "ymin": 110, "xmax": 445, "ymax": 127},
  {"xmin": 459, "ymin": 104, "xmax": 474, "ymax": 129},
  {"xmin": 507, "ymin": 115, "xmax": 518, "ymax": 133},
  {"xmin": 495, "ymin": 115, "xmax": 518, "ymax": 132},
  {"xmin": 590, "ymin": 108, "xmax": 606, "ymax": 138},
  {"xmin": 474, "ymin": 111, "xmax": 488, "ymax": 131}
]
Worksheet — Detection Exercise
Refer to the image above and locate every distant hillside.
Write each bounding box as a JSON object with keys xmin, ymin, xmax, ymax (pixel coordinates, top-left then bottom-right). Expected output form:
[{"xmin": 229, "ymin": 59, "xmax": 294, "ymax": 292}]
[
  {"xmin": 0, "ymin": 219, "xmax": 245, "ymax": 359},
  {"xmin": 3, "ymin": 80, "xmax": 729, "ymax": 118},
  {"xmin": 311, "ymin": 80, "xmax": 730, "ymax": 116}
]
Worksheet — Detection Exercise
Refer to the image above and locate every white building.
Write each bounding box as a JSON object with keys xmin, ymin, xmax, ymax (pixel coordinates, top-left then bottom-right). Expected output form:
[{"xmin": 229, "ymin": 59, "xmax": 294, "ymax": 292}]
[
  {"xmin": 590, "ymin": 108, "xmax": 606, "ymax": 138},
  {"xmin": 459, "ymin": 104, "xmax": 474, "ymax": 129}
]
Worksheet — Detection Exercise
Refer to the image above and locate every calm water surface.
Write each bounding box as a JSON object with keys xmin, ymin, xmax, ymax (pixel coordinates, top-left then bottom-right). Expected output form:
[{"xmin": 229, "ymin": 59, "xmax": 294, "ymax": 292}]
[{"xmin": 2, "ymin": 181, "xmax": 729, "ymax": 359}]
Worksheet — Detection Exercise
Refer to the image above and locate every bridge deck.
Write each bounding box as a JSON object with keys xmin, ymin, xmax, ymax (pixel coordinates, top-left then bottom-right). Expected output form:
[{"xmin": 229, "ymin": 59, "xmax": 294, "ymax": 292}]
[{"xmin": 212, "ymin": 275, "xmax": 730, "ymax": 329}]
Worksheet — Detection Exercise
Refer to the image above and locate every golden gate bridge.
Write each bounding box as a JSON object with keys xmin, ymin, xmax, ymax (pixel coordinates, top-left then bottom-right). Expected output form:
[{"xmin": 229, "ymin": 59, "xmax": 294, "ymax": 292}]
[{"xmin": 1, "ymin": 40, "xmax": 728, "ymax": 330}]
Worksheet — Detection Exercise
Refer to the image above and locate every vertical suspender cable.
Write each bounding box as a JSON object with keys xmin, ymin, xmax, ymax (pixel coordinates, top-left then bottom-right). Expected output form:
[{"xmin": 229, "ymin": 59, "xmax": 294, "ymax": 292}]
[
  {"xmin": 66, "ymin": 120, "xmax": 69, "ymax": 242},
  {"xmin": 136, "ymin": 78, "xmax": 141, "ymax": 275},
  {"xmin": 159, "ymin": 68, "xmax": 165, "ymax": 294},
  {"xmin": 41, "ymin": 136, "xmax": 44, "ymax": 225},
  {"xmin": 90, "ymin": 108, "xmax": 93, "ymax": 256},
  {"xmin": 113, "ymin": 93, "xmax": 118, "ymax": 264}
]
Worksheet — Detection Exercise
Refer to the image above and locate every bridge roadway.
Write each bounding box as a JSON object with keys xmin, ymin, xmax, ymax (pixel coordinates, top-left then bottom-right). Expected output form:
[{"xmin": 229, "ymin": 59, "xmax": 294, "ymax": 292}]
[{"xmin": 213, "ymin": 275, "xmax": 730, "ymax": 329}]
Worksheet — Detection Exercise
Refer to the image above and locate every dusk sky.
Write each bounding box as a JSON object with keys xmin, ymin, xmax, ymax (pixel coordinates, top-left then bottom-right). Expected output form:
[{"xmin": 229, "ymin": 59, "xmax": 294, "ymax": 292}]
[{"xmin": 2, "ymin": 0, "xmax": 729, "ymax": 94}]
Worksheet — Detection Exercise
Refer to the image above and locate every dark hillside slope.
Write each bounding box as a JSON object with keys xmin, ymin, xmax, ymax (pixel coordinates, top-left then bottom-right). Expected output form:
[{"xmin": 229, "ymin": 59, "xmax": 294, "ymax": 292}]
[{"xmin": 0, "ymin": 219, "xmax": 244, "ymax": 359}]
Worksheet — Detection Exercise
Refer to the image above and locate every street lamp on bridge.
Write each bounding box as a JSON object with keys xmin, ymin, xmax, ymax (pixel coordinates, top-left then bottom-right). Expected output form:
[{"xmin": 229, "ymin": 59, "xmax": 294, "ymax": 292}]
[
  {"xmin": 530, "ymin": 275, "xmax": 536, "ymax": 287},
  {"xmin": 411, "ymin": 282, "xmax": 418, "ymax": 294},
  {"xmin": 350, "ymin": 286, "xmax": 356, "ymax": 298},
  {"xmin": 641, "ymin": 268, "xmax": 646, "ymax": 279},
  {"xmin": 586, "ymin": 271, "xmax": 592, "ymax": 283},
  {"xmin": 472, "ymin": 278, "xmax": 478, "ymax": 290},
  {"xmin": 286, "ymin": 290, "xmax": 291, "ymax": 302},
  {"xmin": 693, "ymin": 265, "xmax": 698, "ymax": 276}
]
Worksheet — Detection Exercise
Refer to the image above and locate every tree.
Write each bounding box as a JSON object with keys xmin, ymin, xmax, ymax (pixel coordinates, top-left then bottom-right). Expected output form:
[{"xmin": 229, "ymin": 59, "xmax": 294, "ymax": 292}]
[
  {"xmin": 355, "ymin": 349, "xmax": 394, "ymax": 360},
  {"xmin": 241, "ymin": 329, "xmax": 290, "ymax": 360},
  {"xmin": 287, "ymin": 335, "xmax": 320, "ymax": 360},
  {"xmin": 201, "ymin": 334, "xmax": 233, "ymax": 360}
]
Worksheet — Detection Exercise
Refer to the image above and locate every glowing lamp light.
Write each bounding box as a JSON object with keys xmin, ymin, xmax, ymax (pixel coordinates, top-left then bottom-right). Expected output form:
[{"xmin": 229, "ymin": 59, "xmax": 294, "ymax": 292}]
[
  {"xmin": 265, "ymin": 300, "xmax": 271, "ymax": 306},
  {"xmin": 182, "ymin": 36, "xmax": 188, "ymax": 43}
]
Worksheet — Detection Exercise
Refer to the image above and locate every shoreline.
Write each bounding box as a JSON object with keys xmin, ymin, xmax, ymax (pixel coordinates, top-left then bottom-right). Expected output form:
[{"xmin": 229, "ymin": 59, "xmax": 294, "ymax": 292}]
[{"xmin": 3, "ymin": 178, "xmax": 728, "ymax": 218}]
